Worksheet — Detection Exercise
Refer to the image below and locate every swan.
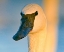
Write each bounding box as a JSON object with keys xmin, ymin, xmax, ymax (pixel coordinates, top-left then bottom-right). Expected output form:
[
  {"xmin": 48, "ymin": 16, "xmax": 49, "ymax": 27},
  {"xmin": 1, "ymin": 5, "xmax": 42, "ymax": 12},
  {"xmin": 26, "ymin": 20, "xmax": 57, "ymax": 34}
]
[{"xmin": 13, "ymin": 4, "xmax": 47, "ymax": 52}]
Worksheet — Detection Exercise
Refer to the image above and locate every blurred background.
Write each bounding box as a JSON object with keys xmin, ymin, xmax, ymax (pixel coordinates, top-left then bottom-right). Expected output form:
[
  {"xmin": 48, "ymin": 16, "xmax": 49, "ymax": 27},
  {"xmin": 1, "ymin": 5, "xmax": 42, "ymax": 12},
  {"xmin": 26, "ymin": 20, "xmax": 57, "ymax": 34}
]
[{"xmin": 0, "ymin": 0, "xmax": 64, "ymax": 52}]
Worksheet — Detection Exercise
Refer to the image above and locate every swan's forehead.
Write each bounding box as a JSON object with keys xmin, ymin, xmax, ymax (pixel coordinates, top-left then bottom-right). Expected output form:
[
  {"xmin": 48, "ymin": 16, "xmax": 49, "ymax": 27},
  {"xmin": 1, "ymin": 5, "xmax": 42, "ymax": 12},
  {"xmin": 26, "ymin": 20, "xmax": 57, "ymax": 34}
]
[
  {"xmin": 20, "ymin": 11, "xmax": 38, "ymax": 22},
  {"xmin": 21, "ymin": 14, "xmax": 35, "ymax": 21}
]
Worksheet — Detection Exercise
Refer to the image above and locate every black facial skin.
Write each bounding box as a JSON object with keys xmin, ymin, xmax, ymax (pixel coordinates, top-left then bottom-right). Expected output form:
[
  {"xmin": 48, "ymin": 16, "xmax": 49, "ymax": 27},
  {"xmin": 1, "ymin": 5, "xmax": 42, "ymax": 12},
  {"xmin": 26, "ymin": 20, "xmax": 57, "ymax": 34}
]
[{"xmin": 13, "ymin": 11, "xmax": 38, "ymax": 41}]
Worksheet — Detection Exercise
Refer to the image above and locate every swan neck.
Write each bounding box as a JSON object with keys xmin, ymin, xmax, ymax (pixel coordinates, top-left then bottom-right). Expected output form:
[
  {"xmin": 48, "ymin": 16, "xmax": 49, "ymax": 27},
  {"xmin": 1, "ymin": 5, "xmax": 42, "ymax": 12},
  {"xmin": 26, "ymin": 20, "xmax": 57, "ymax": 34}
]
[{"xmin": 28, "ymin": 28, "xmax": 47, "ymax": 52}]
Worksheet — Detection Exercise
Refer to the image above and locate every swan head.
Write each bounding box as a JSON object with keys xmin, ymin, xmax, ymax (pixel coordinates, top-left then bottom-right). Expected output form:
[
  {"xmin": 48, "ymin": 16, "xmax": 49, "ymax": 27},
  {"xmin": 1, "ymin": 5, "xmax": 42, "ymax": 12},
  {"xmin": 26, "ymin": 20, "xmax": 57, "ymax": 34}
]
[
  {"xmin": 13, "ymin": 4, "xmax": 46, "ymax": 41},
  {"xmin": 13, "ymin": 11, "xmax": 38, "ymax": 41}
]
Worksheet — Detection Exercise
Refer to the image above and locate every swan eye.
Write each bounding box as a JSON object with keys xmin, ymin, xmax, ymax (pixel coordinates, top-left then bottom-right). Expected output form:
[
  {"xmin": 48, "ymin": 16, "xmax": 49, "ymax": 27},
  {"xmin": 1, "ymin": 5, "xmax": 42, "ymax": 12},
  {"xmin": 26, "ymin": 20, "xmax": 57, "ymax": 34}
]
[
  {"xmin": 20, "ymin": 12, "xmax": 25, "ymax": 16},
  {"xmin": 35, "ymin": 11, "xmax": 38, "ymax": 16}
]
